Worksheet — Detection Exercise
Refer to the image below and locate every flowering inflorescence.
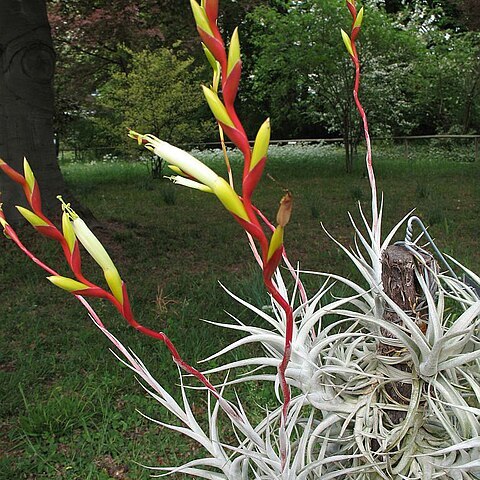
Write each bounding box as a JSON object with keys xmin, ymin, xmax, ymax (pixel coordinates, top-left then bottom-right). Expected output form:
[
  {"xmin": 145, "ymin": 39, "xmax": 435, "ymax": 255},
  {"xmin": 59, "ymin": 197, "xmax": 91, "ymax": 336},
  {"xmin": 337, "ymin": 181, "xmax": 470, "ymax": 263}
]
[
  {"xmin": 3, "ymin": 1, "xmax": 480, "ymax": 479},
  {"xmin": 129, "ymin": 0, "xmax": 298, "ymax": 453},
  {"xmin": 0, "ymin": 0, "xmax": 299, "ymax": 469},
  {"xmin": 0, "ymin": 156, "xmax": 222, "ymax": 395}
]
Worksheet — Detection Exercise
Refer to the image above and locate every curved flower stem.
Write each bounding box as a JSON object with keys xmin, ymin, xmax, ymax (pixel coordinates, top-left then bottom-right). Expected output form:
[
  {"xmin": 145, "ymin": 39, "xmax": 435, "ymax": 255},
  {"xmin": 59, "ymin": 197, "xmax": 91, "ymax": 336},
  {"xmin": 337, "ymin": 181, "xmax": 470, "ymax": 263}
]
[
  {"xmin": 352, "ymin": 45, "xmax": 378, "ymax": 241},
  {"xmin": 263, "ymin": 276, "xmax": 293, "ymax": 468},
  {"xmin": 2, "ymin": 221, "xmax": 219, "ymax": 397},
  {"xmin": 344, "ymin": 2, "xmax": 379, "ymax": 245}
]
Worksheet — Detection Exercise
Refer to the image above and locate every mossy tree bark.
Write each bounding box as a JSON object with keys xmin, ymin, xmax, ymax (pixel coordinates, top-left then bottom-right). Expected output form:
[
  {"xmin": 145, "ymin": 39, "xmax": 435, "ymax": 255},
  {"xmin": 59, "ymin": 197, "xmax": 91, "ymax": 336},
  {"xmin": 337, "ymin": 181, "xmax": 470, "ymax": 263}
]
[{"xmin": 0, "ymin": 1, "xmax": 69, "ymax": 223}]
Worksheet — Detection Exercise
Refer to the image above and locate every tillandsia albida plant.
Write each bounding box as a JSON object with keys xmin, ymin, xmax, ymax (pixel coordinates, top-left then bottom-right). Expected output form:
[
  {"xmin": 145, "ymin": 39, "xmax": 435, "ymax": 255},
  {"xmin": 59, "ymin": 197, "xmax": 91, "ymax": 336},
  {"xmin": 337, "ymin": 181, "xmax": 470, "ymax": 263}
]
[{"xmin": 2, "ymin": 0, "xmax": 480, "ymax": 478}]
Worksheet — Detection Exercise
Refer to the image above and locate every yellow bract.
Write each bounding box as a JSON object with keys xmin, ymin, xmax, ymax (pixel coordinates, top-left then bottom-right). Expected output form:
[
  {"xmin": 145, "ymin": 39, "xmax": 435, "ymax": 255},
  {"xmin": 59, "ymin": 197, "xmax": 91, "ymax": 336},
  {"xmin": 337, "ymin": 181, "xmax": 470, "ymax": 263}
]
[
  {"xmin": 23, "ymin": 158, "xmax": 35, "ymax": 193},
  {"xmin": 104, "ymin": 269, "xmax": 124, "ymax": 305},
  {"xmin": 212, "ymin": 177, "xmax": 249, "ymax": 221},
  {"xmin": 47, "ymin": 276, "xmax": 89, "ymax": 293},
  {"xmin": 250, "ymin": 118, "xmax": 271, "ymax": 171},
  {"xmin": 16, "ymin": 206, "xmax": 49, "ymax": 227},
  {"xmin": 62, "ymin": 211, "xmax": 76, "ymax": 253},
  {"xmin": 227, "ymin": 28, "xmax": 241, "ymax": 76},
  {"xmin": 202, "ymin": 86, "xmax": 235, "ymax": 127},
  {"xmin": 354, "ymin": 7, "xmax": 364, "ymax": 28},
  {"xmin": 341, "ymin": 29, "xmax": 354, "ymax": 57},
  {"xmin": 202, "ymin": 44, "xmax": 221, "ymax": 92},
  {"xmin": 267, "ymin": 226, "xmax": 284, "ymax": 261},
  {"xmin": 0, "ymin": 206, "xmax": 8, "ymax": 230},
  {"xmin": 168, "ymin": 165, "xmax": 185, "ymax": 176},
  {"xmin": 190, "ymin": 0, "xmax": 214, "ymax": 36}
]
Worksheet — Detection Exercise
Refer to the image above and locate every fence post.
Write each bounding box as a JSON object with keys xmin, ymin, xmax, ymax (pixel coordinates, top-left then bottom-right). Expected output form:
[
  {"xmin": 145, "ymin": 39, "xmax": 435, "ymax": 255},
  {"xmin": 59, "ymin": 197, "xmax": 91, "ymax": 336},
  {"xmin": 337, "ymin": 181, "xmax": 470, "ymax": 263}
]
[
  {"xmin": 404, "ymin": 138, "xmax": 409, "ymax": 160},
  {"xmin": 475, "ymin": 137, "xmax": 478, "ymax": 162}
]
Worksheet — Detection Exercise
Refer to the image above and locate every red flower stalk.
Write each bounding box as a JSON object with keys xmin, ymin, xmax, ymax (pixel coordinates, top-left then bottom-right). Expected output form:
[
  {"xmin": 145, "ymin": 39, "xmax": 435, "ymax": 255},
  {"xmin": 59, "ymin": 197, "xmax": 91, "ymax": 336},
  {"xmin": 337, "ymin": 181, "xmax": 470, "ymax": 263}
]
[
  {"xmin": 342, "ymin": 1, "xmax": 378, "ymax": 234},
  {"xmin": 188, "ymin": 2, "xmax": 296, "ymax": 459},
  {"xmin": 0, "ymin": 162, "xmax": 219, "ymax": 397}
]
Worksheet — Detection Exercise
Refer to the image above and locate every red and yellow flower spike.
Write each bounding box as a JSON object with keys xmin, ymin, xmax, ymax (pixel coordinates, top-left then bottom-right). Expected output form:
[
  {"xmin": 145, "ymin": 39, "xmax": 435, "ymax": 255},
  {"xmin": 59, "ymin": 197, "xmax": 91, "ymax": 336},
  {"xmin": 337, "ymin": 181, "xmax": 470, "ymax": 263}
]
[
  {"xmin": 0, "ymin": 160, "xmax": 220, "ymax": 398},
  {"xmin": 186, "ymin": 10, "xmax": 295, "ymax": 461},
  {"xmin": 342, "ymin": 1, "xmax": 378, "ymax": 236},
  {"xmin": 131, "ymin": 3, "xmax": 295, "ymax": 454}
]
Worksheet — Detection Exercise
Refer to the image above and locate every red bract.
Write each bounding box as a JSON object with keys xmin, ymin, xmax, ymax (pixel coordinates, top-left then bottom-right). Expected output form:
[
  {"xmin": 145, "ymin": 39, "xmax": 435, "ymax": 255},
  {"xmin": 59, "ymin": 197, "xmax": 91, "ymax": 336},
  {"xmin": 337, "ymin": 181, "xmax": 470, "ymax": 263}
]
[
  {"xmin": 342, "ymin": 1, "xmax": 377, "ymax": 236},
  {"xmin": 219, "ymin": 123, "xmax": 251, "ymax": 160},
  {"xmin": 188, "ymin": 2, "xmax": 296, "ymax": 465},
  {"xmin": 0, "ymin": 160, "xmax": 26, "ymax": 187},
  {"xmin": 204, "ymin": 0, "xmax": 219, "ymax": 25},
  {"xmin": 198, "ymin": 30, "xmax": 227, "ymax": 69},
  {"xmin": 243, "ymin": 157, "xmax": 267, "ymax": 200},
  {"xmin": 222, "ymin": 62, "xmax": 242, "ymax": 107},
  {"xmin": 0, "ymin": 160, "xmax": 221, "ymax": 400}
]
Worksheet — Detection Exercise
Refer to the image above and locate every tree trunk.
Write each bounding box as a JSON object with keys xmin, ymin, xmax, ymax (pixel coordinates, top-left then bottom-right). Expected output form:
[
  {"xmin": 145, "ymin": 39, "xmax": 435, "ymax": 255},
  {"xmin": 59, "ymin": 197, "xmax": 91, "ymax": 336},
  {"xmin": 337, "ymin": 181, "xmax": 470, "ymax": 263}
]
[{"xmin": 0, "ymin": 1, "xmax": 69, "ymax": 223}]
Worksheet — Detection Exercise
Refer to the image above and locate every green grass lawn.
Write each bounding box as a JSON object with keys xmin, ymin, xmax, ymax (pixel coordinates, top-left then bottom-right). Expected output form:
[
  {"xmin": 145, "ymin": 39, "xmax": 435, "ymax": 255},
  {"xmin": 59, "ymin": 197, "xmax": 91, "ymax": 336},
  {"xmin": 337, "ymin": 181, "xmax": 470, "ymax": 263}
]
[{"xmin": 1, "ymin": 145, "xmax": 479, "ymax": 479}]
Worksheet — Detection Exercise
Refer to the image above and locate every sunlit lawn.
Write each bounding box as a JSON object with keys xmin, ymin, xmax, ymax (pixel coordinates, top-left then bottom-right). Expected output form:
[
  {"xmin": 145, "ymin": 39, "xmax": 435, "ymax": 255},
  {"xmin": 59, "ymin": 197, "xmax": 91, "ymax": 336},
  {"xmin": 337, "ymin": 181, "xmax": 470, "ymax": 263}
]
[{"xmin": 1, "ymin": 144, "xmax": 479, "ymax": 479}]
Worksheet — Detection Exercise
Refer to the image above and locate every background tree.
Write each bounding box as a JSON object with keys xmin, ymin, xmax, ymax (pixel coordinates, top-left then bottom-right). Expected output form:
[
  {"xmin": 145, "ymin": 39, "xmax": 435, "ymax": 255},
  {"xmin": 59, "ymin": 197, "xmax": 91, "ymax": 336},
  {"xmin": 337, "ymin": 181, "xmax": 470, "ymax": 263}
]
[
  {"xmin": 44, "ymin": 0, "xmax": 479, "ymax": 169},
  {"xmin": 0, "ymin": 0, "xmax": 69, "ymax": 222},
  {"xmin": 246, "ymin": 0, "xmax": 421, "ymax": 172},
  {"xmin": 47, "ymin": 0, "xmax": 272, "ymax": 154},
  {"xmin": 410, "ymin": 31, "xmax": 480, "ymax": 134},
  {"xmin": 96, "ymin": 48, "xmax": 214, "ymax": 154},
  {"xmin": 392, "ymin": 0, "xmax": 480, "ymax": 134},
  {"xmin": 47, "ymin": 0, "xmax": 166, "ymax": 151}
]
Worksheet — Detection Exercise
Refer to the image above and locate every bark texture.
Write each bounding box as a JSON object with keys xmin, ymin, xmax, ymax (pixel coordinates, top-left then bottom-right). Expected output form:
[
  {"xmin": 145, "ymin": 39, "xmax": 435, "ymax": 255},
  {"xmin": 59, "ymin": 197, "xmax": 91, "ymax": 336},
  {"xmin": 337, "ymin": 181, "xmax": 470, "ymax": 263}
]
[{"xmin": 0, "ymin": 1, "xmax": 67, "ymax": 222}]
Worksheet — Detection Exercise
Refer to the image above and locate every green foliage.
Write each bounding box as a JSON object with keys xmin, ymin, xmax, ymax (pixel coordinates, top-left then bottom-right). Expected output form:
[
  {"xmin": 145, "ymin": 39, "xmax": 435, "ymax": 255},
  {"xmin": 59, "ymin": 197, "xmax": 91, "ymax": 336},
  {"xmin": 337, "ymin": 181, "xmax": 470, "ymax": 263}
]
[
  {"xmin": 411, "ymin": 31, "xmax": 480, "ymax": 134},
  {"xmin": 96, "ymin": 48, "xmax": 214, "ymax": 156},
  {"xmin": 246, "ymin": 0, "xmax": 422, "ymax": 170},
  {"xmin": 49, "ymin": 0, "xmax": 480, "ymax": 165}
]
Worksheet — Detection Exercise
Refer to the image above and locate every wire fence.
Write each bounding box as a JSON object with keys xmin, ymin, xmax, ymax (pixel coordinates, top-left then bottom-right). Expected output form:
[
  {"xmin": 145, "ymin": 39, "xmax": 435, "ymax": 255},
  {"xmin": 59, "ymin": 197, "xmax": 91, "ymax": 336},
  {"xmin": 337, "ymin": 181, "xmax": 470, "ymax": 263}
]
[{"xmin": 59, "ymin": 134, "xmax": 480, "ymax": 163}]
